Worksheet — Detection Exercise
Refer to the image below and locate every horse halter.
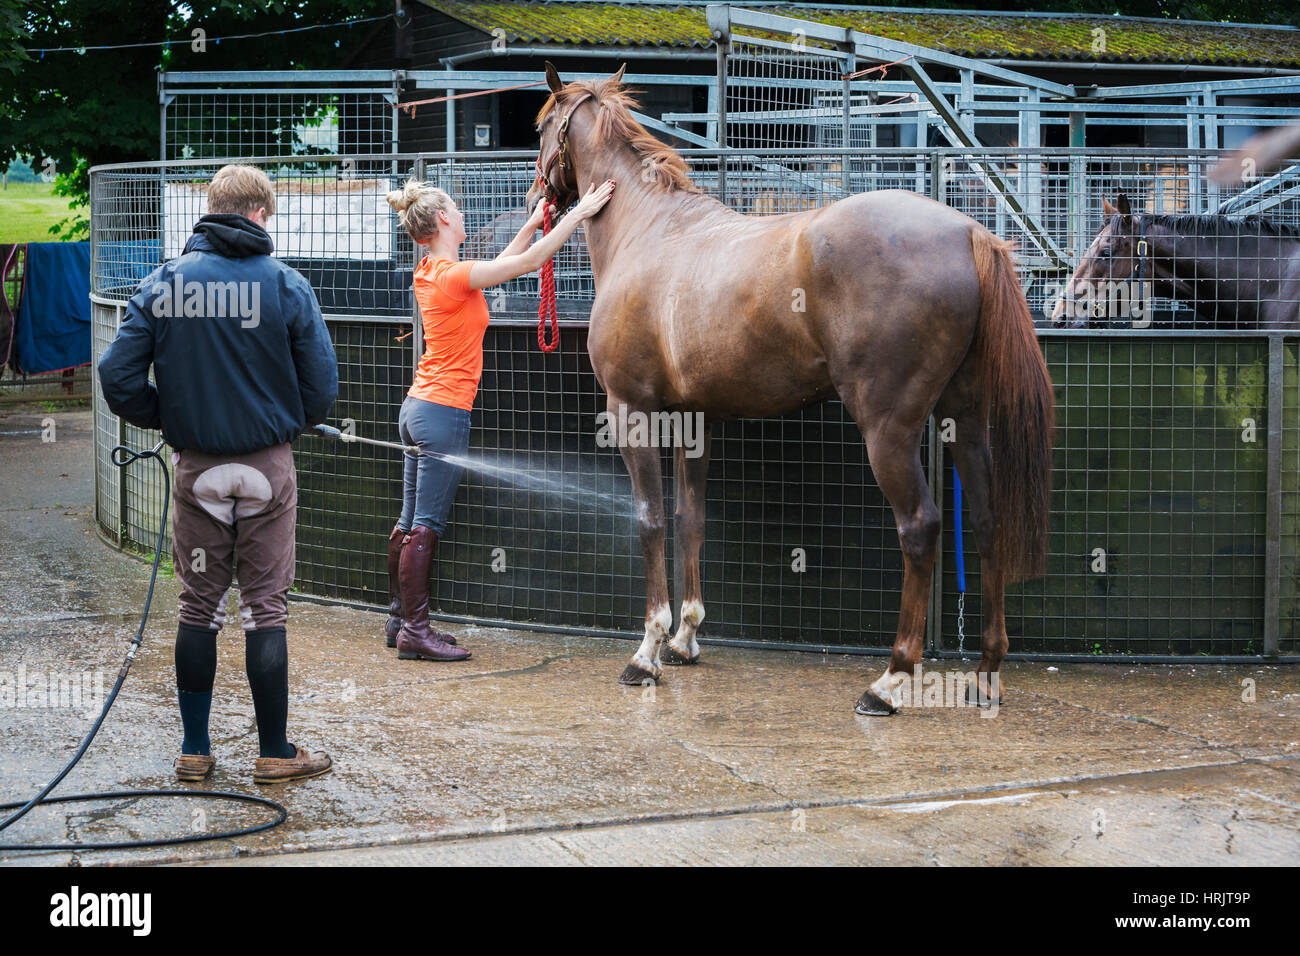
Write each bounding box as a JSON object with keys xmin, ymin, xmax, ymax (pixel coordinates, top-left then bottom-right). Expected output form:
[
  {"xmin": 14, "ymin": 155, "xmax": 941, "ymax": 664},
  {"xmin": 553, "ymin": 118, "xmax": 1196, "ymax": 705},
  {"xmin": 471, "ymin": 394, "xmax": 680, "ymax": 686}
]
[
  {"xmin": 535, "ymin": 91, "xmax": 594, "ymax": 208},
  {"xmin": 1134, "ymin": 216, "xmax": 1149, "ymax": 287}
]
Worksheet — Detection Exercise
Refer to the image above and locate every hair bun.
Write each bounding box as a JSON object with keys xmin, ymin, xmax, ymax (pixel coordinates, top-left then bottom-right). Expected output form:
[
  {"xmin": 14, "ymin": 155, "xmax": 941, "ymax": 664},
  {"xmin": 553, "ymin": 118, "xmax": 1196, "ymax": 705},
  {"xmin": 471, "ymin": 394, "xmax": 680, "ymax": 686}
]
[{"xmin": 386, "ymin": 184, "xmax": 413, "ymax": 212}]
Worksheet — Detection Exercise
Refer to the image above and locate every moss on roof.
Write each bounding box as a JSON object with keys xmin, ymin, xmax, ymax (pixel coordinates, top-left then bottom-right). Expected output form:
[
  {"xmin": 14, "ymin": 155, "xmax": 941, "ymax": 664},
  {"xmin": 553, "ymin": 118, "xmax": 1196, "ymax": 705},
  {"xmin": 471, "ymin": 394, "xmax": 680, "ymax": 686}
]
[{"xmin": 425, "ymin": 1, "xmax": 1300, "ymax": 67}]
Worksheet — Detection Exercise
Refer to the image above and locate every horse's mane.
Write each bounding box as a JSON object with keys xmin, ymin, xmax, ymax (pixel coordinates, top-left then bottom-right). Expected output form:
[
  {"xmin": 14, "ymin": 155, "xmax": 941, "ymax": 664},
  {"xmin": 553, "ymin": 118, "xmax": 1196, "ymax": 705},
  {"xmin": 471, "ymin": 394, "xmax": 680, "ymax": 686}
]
[
  {"xmin": 1139, "ymin": 212, "xmax": 1300, "ymax": 241},
  {"xmin": 536, "ymin": 77, "xmax": 703, "ymax": 194}
]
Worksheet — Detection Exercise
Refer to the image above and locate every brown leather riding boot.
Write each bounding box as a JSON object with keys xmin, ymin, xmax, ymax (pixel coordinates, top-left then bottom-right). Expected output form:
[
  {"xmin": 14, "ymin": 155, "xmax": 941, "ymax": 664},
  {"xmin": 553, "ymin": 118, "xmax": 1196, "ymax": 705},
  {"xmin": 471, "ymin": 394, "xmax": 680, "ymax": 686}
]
[
  {"xmin": 396, "ymin": 525, "xmax": 471, "ymax": 662},
  {"xmin": 385, "ymin": 525, "xmax": 405, "ymax": 648},
  {"xmin": 387, "ymin": 525, "xmax": 455, "ymax": 649}
]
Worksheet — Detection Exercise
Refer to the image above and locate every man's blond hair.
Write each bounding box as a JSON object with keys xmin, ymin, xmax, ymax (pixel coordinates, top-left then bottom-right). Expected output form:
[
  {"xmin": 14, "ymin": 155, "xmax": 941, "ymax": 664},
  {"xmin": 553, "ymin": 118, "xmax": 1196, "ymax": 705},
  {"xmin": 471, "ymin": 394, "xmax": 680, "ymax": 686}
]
[{"xmin": 207, "ymin": 164, "xmax": 276, "ymax": 218}]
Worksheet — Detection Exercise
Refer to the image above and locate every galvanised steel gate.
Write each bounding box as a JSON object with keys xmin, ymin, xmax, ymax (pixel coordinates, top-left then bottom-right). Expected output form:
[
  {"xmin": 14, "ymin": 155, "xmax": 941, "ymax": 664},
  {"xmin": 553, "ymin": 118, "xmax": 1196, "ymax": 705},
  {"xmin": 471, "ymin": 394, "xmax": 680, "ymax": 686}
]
[{"xmin": 89, "ymin": 148, "xmax": 1300, "ymax": 660}]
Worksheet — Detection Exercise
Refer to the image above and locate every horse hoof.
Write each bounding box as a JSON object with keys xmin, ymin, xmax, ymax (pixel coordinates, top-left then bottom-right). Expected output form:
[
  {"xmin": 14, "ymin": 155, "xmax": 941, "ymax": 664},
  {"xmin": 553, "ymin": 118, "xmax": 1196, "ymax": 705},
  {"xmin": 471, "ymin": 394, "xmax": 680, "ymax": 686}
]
[
  {"xmin": 854, "ymin": 689, "xmax": 897, "ymax": 716},
  {"xmin": 965, "ymin": 683, "xmax": 1005, "ymax": 708},
  {"xmin": 619, "ymin": 663, "xmax": 660, "ymax": 686},
  {"xmin": 660, "ymin": 643, "xmax": 699, "ymax": 666}
]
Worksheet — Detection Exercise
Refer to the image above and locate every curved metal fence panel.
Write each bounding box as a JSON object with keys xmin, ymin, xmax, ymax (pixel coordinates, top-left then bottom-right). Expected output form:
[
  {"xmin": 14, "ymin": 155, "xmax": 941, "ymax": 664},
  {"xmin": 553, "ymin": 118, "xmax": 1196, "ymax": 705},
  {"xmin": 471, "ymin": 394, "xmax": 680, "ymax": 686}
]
[{"xmin": 90, "ymin": 148, "xmax": 1300, "ymax": 659}]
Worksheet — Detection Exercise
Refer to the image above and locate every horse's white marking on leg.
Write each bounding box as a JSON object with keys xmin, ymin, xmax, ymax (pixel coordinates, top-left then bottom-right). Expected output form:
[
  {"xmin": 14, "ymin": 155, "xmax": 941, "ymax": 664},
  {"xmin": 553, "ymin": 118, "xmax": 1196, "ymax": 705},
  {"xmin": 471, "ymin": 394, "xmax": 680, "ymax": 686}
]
[
  {"xmin": 870, "ymin": 668, "xmax": 908, "ymax": 709},
  {"xmin": 632, "ymin": 603, "xmax": 672, "ymax": 676},
  {"xmin": 668, "ymin": 599, "xmax": 705, "ymax": 659}
]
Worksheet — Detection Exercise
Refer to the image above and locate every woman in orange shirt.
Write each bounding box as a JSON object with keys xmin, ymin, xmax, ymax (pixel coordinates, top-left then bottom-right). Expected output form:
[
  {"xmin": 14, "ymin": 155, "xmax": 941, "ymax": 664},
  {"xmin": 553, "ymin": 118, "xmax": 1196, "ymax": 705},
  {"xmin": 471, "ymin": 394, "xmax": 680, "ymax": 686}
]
[{"xmin": 382, "ymin": 178, "xmax": 615, "ymax": 662}]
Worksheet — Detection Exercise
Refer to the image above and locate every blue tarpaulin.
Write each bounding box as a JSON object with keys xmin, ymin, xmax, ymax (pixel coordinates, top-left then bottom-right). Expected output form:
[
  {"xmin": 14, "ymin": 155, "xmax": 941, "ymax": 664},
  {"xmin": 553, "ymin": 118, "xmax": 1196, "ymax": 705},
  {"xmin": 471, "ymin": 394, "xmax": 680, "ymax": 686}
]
[
  {"xmin": 14, "ymin": 241, "xmax": 90, "ymax": 375},
  {"xmin": 99, "ymin": 239, "xmax": 161, "ymax": 292}
]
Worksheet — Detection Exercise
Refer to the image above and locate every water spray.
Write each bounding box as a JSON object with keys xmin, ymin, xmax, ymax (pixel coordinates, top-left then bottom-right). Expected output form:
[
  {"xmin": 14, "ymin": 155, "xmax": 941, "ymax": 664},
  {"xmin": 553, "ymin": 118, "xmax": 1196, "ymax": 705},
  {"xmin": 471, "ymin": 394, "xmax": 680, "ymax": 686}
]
[{"xmin": 310, "ymin": 423, "xmax": 635, "ymax": 515}]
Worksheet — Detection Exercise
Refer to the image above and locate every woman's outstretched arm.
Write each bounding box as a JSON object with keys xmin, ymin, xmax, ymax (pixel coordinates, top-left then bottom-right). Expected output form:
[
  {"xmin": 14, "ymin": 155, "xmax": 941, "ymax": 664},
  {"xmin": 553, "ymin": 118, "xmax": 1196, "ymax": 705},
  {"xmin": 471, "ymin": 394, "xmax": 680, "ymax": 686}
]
[
  {"xmin": 468, "ymin": 180, "xmax": 615, "ymax": 291},
  {"xmin": 494, "ymin": 201, "xmax": 551, "ymax": 260}
]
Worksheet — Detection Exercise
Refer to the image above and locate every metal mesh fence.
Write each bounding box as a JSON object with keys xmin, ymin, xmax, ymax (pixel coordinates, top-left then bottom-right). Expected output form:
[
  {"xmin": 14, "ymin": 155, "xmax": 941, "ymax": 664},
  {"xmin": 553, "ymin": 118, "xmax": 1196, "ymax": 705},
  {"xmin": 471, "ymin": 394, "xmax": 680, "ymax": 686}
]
[
  {"xmin": 936, "ymin": 149, "xmax": 1300, "ymax": 327},
  {"xmin": 724, "ymin": 35, "xmax": 847, "ymax": 151},
  {"xmin": 1283, "ymin": 342, "xmax": 1300, "ymax": 650},
  {"xmin": 428, "ymin": 158, "xmax": 594, "ymax": 313},
  {"xmin": 294, "ymin": 322, "xmax": 920, "ymax": 646},
  {"xmin": 89, "ymin": 147, "xmax": 1300, "ymax": 659},
  {"xmin": 163, "ymin": 86, "xmax": 393, "ymax": 161},
  {"xmin": 90, "ymin": 298, "xmax": 123, "ymax": 548},
  {"xmin": 941, "ymin": 334, "xmax": 1275, "ymax": 657},
  {"xmin": 93, "ymin": 156, "xmax": 420, "ymax": 318},
  {"xmin": 0, "ymin": 367, "xmax": 90, "ymax": 401}
]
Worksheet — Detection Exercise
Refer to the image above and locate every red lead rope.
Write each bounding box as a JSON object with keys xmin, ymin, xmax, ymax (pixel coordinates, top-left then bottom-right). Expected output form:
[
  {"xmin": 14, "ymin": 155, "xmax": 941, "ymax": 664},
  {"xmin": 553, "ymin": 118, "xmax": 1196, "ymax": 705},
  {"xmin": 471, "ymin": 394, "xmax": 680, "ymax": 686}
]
[{"xmin": 537, "ymin": 202, "xmax": 559, "ymax": 353}]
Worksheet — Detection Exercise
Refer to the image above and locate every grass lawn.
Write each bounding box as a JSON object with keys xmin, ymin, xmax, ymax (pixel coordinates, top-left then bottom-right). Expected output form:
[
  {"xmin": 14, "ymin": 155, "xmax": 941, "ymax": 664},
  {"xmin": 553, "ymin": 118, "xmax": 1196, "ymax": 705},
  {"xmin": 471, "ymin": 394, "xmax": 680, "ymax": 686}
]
[{"xmin": 0, "ymin": 181, "xmax": 83, "ymax": 243}]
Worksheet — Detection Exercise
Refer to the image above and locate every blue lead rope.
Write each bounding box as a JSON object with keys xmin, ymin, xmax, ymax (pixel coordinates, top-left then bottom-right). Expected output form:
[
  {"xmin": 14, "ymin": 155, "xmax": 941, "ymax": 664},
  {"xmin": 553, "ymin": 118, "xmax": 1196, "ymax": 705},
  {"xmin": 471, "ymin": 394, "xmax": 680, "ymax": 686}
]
[
  {"xmin": 953, "ymin": 462, "xmax": 966, "ymax": 594},
  {"xmin": 953, "ymin": 462, "xmax": 968, "ymax": 659}
]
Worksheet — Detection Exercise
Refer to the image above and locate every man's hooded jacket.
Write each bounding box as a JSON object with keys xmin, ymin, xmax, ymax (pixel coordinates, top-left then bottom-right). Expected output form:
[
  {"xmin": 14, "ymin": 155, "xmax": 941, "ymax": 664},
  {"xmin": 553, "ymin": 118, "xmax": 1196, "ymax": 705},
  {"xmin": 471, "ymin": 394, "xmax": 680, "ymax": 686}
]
[{"xmin": 98, "ymin": 213, "xmax": 338, "ymax": 454}]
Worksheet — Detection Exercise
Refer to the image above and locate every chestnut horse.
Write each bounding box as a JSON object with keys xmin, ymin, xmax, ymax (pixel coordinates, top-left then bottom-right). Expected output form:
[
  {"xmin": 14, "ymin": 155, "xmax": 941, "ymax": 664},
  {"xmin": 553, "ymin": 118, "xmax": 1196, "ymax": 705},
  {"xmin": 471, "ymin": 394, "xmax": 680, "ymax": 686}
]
[{"xmin": 527, "ymin": 65, "xmax": 1054, "ymax": 714}]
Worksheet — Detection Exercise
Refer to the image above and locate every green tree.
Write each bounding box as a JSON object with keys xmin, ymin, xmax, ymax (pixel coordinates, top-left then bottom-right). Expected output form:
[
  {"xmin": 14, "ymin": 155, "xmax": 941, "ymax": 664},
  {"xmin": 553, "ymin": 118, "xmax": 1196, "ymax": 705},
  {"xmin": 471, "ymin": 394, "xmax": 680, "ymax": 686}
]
[
  {"xmin": 0, "ymin": 0, "xmax": 387, "ymax": 237},
  {"xmin": 0, "ymin": 0, "xmax": 27, "ymax": 77}
]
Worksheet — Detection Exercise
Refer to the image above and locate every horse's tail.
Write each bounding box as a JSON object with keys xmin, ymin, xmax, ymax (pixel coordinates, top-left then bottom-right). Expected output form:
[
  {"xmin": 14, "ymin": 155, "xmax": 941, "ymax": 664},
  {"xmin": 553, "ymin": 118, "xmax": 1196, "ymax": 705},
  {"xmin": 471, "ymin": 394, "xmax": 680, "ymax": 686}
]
[{"xmin": 969, "ymin": 227, "xmax": 1055, "ymax": 582}]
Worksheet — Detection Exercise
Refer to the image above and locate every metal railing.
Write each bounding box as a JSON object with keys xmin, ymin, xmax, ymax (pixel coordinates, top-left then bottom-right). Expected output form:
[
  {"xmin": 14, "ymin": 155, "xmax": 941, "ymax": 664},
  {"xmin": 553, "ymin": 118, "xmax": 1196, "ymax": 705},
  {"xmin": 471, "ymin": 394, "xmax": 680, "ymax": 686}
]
[{"xmin": 88, "ymin": 147, "xmax": 1300, "ymax": 660}]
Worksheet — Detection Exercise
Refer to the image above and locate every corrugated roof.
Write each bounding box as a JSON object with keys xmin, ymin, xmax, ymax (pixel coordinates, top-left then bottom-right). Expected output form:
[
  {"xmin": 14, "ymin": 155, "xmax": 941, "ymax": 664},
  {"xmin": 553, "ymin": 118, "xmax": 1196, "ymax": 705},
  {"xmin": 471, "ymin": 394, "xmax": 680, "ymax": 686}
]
[{"xmin": 424, "ymin": 1, "xmax": 1300, "ymax": 67}]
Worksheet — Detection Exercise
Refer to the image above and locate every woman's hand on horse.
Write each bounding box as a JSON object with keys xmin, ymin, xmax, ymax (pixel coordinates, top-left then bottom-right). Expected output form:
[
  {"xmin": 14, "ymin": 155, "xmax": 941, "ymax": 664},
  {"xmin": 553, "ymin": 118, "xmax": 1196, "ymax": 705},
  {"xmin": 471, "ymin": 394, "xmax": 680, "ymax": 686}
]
[
  {"xmin": 527, "ymin": 199, "xmax": 555, "ymax": 230},
  {"xmin": 571, "ymin": 180, "xmax": 616, "ymax": 221},
  {"xmin": 468, "ymin": 181, "xmax": 614, "ymax": 288}
]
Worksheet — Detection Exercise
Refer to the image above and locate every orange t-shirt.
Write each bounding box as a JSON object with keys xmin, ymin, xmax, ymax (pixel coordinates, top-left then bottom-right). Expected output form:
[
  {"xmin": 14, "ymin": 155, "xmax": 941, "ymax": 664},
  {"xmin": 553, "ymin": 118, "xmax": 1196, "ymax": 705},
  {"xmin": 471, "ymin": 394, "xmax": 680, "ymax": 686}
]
[{"xmin": 409, "ymin": 256, "xmax": 491, "ymax": 411}]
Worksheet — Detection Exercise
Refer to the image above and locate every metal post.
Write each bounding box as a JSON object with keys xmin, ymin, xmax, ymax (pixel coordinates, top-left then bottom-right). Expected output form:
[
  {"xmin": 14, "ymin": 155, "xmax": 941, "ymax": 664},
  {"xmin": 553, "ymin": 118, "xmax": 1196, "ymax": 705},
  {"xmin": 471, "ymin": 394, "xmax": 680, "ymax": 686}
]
[
  {"xmin": 1188, "ymin": 94, "xmax": 1204, "ymax": 211},
  {"xmin": 391, "ymin": 69, "xmax": 402, "ymax": 158},
  {"xmin": 931, "ymin": 146, "xmax": 946, "ymax": 206},
  {"xmin": 1265, "ymin": 335, "xmax": 1282, "ymax": 658},
  {"xmin": 708, "ymin": 2, "xmax": 730, "ymax": 196},
  {"xmin": 841, "ymin": 44, "xmax": 854, "ymax": 194},
  {"xmin": 446, "ymin": 84, "xmax": 456, "ymax": 152},
  {"xmin": 158, "ymin": 72, "xmax": 168, "ymax": 161},
  {"xmin": 1068, "ymin": 110, "xmax": 1086, "ymax": 149},
  {"xmin": 1024, "ymin": 88, "xmax": 1041, "ymax": 227},
  {"xmin": 705, "ymin": 80, "xmax": 719, "ymax": 145},
  {"xmin": 1201, "ymin": 84, "xmax": 1217, "ymax": 153},
  {"xmin": 411, "ymin": 155, "xmax": 425, "ymax": 376},
  {"xmin": 915, "ymin": 110, "xmax": 928, "ymax": 191},
  {"xmin": 1201, "ymin": 84, "xmax": 1219, "ymax": 212},
  {"xmin": 959, "ymin": 68, "xmax": 974, "ymax": 133},
  {"xmin": 1069, "ymin": 111, "xmax": 1087, "ymax": 258},
  {"xmin": 715, "ymin": 32, "xmax": 728, "ymax": 198},
  {"xmin": 88, "ymin": 170, "xmax": 97, "ymax": 300}
]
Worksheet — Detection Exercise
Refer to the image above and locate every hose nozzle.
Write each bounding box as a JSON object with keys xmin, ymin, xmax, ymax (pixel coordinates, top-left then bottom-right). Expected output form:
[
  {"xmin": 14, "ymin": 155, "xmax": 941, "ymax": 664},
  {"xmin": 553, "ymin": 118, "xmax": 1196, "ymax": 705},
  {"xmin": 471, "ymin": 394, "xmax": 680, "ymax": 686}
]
[{"xmin": 310, "ymin": 422, "xmax": 417, "ymax": 455}]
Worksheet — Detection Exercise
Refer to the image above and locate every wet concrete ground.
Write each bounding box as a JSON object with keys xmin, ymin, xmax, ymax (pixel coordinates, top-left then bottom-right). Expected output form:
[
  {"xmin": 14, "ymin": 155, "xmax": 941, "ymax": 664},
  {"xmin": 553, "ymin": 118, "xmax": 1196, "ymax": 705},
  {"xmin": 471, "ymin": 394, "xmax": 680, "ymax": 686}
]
[{"xmin": 1, "ymin": 407, "xmax": 1297, "ymax": 866}]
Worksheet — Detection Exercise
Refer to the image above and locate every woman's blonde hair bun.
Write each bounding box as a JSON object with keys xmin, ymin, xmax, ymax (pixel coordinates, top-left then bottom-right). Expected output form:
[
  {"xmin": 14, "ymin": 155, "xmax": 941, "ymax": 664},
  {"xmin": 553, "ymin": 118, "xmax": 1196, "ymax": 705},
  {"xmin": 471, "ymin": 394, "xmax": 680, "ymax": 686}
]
[{"xmin": 386, "ymin": 179, "xmax": 453, "ymax": 242}]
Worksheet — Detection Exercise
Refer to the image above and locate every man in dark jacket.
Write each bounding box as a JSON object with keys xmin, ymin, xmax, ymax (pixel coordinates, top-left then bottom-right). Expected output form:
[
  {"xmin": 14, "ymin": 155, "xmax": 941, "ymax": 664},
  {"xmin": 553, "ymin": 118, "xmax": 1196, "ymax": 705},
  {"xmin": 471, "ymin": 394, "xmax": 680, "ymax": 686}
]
[{"xmin": 99, "ymin": 164, "xmax": 338, "ymax": 785}]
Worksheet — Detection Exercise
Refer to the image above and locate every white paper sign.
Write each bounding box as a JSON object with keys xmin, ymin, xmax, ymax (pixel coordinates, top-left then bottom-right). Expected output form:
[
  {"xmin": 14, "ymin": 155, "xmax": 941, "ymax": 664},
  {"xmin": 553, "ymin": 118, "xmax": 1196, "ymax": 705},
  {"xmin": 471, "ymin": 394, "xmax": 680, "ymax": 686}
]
[{"xmin": 164, "ymin": 178, "xmax": 394, "ymax": 261}]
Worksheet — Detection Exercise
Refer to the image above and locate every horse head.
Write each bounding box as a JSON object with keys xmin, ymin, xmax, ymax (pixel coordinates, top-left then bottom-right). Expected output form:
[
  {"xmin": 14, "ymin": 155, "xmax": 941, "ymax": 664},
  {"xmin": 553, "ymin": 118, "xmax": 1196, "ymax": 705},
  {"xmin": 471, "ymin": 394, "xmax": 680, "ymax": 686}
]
[
  {"xmin": 1051, "ymin": 194, "xmax": 1147, "ymax": 328},
  {"xmin": 527, "ymin": 61, "xmax": 626, "ymax": 216}
]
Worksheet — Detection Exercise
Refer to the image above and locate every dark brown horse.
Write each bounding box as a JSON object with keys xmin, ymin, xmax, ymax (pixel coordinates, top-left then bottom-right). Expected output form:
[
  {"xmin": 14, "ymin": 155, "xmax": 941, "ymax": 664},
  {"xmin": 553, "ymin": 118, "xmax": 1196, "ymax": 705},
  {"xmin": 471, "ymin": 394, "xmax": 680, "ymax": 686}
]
[
  {"xmin": 528, "ymin": 65, "xmax": 1054, "ymax": 714},
  {"xmin": 1052, "ymin": 194, "xmax": 1300, "ymax": 329}
]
